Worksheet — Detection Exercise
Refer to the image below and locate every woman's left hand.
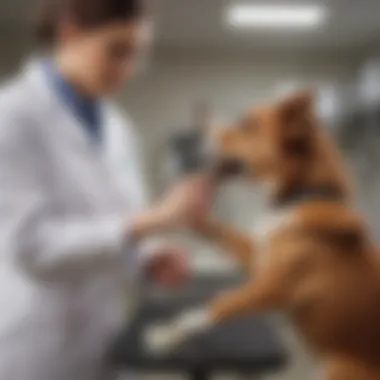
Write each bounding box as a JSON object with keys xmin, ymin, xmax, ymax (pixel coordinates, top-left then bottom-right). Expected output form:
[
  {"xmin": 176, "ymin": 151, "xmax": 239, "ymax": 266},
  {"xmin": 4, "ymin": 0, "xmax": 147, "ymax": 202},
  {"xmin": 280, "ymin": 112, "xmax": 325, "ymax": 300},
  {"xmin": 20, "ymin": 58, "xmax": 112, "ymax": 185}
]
[{"xmin": 145, "ymin": 245, "xmax": 190, "ymax": 287}]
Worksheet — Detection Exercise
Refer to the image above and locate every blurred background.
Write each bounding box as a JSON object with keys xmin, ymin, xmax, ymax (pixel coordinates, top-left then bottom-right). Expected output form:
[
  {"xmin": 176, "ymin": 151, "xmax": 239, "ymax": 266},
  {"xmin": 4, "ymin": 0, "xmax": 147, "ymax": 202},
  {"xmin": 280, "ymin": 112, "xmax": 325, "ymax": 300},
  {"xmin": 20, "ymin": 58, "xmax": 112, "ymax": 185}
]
[{"xmin": 1, "ymin": 0, "xmax": 380, "ymax": 379}]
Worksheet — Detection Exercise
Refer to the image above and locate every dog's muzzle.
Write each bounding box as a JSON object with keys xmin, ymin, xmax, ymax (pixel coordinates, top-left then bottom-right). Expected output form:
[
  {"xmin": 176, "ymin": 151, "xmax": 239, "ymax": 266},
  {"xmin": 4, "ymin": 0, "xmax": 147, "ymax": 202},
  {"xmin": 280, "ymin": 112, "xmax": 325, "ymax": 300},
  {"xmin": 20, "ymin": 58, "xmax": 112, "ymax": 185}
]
[
  {"xmin": 200, "ymin": 134, "xmax": 246, "ymax": 180},
  {"xmin": 207, "ymin": 157, "xmax": 246, "ymax": 181}
]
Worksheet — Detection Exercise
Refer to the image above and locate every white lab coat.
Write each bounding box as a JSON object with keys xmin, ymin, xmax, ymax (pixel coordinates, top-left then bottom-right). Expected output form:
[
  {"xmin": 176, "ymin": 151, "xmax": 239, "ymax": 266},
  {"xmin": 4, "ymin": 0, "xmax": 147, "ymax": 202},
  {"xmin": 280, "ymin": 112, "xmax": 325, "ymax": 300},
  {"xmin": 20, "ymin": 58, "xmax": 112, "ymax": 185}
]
[{"xmin": 0, "ymin": 60, "xmax": 154, "ymax": 380}]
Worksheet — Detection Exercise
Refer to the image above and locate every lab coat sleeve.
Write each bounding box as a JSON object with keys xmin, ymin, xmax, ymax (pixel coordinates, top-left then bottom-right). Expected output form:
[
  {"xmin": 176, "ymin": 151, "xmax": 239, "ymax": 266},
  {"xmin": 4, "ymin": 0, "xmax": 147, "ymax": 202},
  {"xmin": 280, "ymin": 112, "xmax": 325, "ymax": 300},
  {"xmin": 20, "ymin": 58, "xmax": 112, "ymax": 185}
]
[{"xmin": 0, "ymin": 113, "xmax": 134, "ymax": 281}]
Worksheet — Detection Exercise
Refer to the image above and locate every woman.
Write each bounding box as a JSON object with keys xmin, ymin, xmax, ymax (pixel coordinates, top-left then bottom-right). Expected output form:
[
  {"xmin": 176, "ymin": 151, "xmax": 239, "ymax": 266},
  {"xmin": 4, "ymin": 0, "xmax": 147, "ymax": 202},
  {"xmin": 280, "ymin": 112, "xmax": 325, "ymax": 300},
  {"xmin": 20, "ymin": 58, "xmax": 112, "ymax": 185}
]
[{"xmin": 0, "ymin": 0, "xmax": 213, "ymax": 379}]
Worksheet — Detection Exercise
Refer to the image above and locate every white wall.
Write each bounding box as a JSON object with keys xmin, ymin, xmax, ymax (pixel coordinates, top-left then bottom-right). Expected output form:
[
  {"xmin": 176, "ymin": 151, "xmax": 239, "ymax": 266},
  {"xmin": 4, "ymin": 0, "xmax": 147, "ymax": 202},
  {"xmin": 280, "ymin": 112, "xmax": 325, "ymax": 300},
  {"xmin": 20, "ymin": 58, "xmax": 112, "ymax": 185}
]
[{"xmin": 340, "ymin": 54, "xmax": 380, "ymax": 240}]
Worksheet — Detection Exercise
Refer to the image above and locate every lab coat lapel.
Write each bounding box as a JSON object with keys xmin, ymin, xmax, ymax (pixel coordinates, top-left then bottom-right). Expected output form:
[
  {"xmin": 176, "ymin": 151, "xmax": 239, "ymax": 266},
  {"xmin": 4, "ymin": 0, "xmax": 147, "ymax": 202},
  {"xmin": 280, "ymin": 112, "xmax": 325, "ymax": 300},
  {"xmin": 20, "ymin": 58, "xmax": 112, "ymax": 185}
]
[
  {"xmin": 24, "ymin": 59, "xmax": 131, "ymax": 211},
  {"xmin": 101, "ymin": 105, "xmax": 140, "ymax": 212},
  {"xmin": 23, "ymin": 59, "xmax": 96, "ymax": 155}
]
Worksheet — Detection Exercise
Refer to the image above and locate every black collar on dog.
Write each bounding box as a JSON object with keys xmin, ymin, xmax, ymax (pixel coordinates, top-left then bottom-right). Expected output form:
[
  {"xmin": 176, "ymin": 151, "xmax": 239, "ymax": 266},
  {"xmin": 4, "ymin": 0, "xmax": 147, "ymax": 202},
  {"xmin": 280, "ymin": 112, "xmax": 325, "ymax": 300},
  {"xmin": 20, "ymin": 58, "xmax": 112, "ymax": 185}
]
[{"xmin": 274, "ymin": 185, "xmax": 345, "ymax": 209}]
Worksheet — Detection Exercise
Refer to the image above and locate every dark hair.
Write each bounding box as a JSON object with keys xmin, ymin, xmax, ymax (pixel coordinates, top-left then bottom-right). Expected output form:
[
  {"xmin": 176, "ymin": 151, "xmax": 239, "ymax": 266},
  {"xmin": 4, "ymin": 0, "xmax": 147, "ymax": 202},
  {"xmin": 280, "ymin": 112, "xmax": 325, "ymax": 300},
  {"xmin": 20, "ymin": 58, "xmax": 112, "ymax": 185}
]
[{"xmin": 35, "ymin": 0, "xmax": 146, "ymax": 45}]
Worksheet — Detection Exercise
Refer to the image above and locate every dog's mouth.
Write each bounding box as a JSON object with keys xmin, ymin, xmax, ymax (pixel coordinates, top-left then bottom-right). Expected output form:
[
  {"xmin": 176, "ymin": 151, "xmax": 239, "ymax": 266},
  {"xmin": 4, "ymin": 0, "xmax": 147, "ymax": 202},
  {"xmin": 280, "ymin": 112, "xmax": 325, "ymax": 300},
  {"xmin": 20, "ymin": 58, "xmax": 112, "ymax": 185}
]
[{"xmin": 209, "ymin": 157, "xmax": 246, "ymax": 181}]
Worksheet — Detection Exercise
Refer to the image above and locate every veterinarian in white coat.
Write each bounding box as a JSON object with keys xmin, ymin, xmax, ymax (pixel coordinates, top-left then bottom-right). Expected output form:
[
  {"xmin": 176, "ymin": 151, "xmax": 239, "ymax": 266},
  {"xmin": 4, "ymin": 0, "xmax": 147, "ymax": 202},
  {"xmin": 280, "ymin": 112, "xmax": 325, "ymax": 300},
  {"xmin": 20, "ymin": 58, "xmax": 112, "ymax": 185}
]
[{"xmin": 0, "ymin": 1, "xmax": 213, "ymax": 379}]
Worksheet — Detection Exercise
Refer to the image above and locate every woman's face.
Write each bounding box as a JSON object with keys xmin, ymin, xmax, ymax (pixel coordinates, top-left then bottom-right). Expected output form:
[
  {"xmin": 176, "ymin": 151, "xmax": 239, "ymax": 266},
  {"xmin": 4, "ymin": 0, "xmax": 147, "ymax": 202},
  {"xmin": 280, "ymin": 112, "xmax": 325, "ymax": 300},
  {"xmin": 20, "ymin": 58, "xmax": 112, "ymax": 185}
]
[{"xmin": 58, "ymin": 19, "xmax": 152, "ymax": 95}]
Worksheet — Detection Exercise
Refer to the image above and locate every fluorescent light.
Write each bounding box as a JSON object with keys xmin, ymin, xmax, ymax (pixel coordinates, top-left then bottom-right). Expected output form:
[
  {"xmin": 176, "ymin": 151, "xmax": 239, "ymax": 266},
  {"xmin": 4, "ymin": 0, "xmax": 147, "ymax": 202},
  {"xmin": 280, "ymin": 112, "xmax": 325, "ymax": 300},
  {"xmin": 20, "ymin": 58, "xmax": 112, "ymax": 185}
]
[{"xmin": 226, "ymin": 4, "xmax": 327, "ymax": 29}]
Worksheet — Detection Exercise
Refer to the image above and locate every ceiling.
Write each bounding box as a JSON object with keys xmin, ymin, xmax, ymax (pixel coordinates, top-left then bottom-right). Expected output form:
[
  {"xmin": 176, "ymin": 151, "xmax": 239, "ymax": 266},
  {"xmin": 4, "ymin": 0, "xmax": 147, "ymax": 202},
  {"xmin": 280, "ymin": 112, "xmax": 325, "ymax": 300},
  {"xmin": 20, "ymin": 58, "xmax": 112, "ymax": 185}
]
[
  {"xmin": 1, "ymin": 0, "xmax": 380, "ymax": 54},
  {"xmin": 154, "ymin": 0, "xmax": 380, "ymax": 53}
]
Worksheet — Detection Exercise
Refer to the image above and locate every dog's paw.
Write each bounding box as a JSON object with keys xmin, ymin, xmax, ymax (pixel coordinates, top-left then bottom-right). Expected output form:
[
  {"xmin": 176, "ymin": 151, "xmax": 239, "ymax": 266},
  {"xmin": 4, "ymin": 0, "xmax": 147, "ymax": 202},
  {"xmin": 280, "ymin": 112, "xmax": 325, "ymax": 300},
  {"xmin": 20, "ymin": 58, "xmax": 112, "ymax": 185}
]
[
  {"xmin": 144, "ymin": 325, "xmax": 170, "ymax": 352},
  {"xmin": 144, "ymin": 323, "xmax": 186, "ymax": 354},
  {"xmin": 144, "ymin": 308, "xmax": 212, "ymax": 354}
]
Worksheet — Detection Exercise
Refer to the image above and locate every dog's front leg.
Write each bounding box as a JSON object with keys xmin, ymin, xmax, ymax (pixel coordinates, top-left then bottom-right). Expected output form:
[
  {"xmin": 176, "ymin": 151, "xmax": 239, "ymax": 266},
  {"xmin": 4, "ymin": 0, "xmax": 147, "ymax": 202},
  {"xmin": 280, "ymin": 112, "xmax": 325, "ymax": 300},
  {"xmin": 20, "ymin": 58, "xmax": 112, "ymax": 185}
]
[
  {"xmin": 143, "ymin": 237, "xmax": 308, "ymax": 354},
  {"xmin": 192, "ymin": 218, "xmax": 255, "ymax": 272},
  {"xmin": 209, "ymin": 273, "xmax": 286, "ymax": 323},
  {"xmin": 144, "ymin": 267, "xmax": 287, "ymax": 353}
]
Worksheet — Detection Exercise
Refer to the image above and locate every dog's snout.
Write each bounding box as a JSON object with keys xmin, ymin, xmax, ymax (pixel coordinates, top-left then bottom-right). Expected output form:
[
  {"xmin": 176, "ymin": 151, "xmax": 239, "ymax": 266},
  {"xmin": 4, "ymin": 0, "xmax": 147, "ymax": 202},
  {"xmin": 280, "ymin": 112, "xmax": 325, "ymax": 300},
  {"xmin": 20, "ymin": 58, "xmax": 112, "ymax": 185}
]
[
  {"xmin": 208, "ymin": 157, "xmax": 245, "ymax": 180},
  {"xmin": 199, "ymin": 127, "xmax": 246, "ymax": 180}
]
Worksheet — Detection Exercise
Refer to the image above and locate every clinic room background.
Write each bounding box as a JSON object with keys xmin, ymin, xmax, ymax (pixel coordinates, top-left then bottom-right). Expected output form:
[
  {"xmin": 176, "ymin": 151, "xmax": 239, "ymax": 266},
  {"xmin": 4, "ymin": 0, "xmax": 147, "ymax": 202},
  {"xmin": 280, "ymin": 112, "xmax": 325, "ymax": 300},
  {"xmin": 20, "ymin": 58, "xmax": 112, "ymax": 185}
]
[{"xmin": 1, "ymin": 1, "xmax": 380, "ymax": 380}]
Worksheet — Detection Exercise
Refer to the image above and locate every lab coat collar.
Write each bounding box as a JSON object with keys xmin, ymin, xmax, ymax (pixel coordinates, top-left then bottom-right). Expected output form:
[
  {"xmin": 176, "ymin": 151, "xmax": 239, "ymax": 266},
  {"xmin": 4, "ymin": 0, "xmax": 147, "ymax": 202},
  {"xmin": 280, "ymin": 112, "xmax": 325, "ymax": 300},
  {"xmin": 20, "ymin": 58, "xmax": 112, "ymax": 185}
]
[
  {"xmin": 41, "ymin": 58, "xmax": 103, "ymax": 144},
  {"xmin": 21, "ymin": 57, "xmax": 106, "ymax": 156}
]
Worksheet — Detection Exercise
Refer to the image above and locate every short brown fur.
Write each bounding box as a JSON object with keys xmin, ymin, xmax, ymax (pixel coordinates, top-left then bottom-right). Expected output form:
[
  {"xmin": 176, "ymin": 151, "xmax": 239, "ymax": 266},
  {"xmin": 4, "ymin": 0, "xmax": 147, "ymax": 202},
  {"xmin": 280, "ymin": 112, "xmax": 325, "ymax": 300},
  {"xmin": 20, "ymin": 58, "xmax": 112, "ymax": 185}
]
[{"xmin": 192, "ymin": 92, "xmax": 380, "ymax": 380}]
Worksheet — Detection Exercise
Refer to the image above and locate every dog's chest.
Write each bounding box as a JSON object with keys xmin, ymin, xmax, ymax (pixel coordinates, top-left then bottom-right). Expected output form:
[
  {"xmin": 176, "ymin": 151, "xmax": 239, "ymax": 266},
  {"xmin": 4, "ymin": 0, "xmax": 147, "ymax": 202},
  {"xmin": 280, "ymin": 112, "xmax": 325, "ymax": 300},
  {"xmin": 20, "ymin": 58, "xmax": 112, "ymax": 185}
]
[{"xmin": 251, "ymin": 208, "xmax": 294, "ymax": 267}]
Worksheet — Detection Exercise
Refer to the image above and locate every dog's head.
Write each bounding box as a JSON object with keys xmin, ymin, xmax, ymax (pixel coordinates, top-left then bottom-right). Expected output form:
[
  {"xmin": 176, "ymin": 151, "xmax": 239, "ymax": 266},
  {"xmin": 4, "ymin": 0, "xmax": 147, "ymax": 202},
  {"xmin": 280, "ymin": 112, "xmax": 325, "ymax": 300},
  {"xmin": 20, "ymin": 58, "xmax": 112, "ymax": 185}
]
[{"xmin": 212, "ymin": 91, "xmax": 318, "ymax": 184}]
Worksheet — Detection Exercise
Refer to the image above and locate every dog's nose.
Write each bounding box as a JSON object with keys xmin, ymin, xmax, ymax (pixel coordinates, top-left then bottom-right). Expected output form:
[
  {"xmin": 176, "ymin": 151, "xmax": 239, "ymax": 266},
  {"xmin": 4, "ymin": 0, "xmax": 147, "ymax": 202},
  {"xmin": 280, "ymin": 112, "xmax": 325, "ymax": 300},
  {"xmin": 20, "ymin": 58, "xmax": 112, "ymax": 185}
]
[
  {"xmin": 199, "ymin": 128, "xmax": 245, "ymax": 180},
  {"xmin": 207, "ymin": 157, "xmax": 246, "ymax": 181}
]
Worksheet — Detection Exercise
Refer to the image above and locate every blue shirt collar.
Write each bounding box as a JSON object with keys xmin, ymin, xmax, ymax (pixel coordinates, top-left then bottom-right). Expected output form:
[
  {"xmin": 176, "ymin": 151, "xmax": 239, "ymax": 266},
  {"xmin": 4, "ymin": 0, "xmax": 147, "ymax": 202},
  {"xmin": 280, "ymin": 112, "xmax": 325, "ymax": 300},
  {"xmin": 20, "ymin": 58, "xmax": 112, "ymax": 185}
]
[{"xmin": 42, "ymin": 59, "xmax": 103, "ymax": 143}]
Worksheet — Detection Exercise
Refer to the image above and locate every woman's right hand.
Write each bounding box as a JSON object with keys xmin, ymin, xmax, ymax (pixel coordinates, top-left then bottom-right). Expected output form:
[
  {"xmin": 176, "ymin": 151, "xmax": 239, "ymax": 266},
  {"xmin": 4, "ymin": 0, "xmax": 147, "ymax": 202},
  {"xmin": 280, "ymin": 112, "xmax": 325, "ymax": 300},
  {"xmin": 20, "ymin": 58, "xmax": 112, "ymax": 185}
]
[{"xmin": 130, "ymin": 174, "xmax": 215, "ymax": 241}]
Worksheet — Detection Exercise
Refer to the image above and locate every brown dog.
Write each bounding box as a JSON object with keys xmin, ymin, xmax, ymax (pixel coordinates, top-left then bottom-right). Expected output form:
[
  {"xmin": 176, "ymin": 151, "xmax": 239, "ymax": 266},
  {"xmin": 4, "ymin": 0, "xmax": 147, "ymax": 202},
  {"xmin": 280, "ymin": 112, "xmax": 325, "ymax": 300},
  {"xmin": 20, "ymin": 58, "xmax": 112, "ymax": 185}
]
[{"xmin": 146, "ymin": 92, "xmax": 380, "ymax": 380}]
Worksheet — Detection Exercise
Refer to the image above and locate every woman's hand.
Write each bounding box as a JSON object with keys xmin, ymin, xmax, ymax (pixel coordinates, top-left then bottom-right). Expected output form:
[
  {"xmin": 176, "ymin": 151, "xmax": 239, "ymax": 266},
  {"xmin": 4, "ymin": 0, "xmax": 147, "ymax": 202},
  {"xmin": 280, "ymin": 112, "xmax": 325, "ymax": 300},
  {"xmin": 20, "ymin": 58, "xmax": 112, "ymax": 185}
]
[
  {"xmin": 130, "ymin": 174, "xmax": 215, "ymax": 240},
  {"xmin": 144, "ymin": 245, "xmax": 190, "ymax": 287}
]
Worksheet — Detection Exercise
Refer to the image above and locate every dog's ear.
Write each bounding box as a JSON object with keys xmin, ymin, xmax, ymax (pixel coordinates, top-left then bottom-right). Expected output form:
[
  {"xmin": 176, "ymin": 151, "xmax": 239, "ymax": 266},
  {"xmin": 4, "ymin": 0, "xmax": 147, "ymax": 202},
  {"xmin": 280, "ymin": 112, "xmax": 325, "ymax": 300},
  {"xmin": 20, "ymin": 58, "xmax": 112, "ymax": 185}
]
[
  {"xmin": 280, "ymin": 91, "xmax": 314, "ymax": 120},
  {"xmin": 279, "ymin": 91, "xmax": 315, "ymax": 156}
]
